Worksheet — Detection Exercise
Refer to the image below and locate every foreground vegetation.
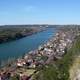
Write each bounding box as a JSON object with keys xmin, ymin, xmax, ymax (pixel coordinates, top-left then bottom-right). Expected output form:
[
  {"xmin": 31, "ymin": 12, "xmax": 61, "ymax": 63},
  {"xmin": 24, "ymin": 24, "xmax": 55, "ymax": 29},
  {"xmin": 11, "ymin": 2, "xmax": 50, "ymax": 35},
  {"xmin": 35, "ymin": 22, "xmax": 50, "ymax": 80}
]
[{"xmin": 34, "ymin": 36, "xmax": 80, "ymax": 80}]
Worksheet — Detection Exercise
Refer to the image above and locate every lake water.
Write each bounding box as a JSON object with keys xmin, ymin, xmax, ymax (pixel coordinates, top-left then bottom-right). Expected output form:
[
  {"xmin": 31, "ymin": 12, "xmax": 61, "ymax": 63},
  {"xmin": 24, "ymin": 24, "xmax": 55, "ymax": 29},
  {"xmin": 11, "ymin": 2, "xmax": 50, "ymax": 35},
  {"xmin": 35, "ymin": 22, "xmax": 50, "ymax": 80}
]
[{"xmin": 0, "ymin": 28, "xmax": 56, "ymax": 61}]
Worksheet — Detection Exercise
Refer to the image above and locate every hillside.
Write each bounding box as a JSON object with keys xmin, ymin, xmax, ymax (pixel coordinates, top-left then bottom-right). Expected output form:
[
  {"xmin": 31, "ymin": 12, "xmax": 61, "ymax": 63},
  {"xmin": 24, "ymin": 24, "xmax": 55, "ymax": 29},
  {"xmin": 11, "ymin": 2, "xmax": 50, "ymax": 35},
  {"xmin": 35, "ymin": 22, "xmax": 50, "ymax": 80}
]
[{"xmin": 33, "ymin": 29, "xmax": 80, "ymax": 80}]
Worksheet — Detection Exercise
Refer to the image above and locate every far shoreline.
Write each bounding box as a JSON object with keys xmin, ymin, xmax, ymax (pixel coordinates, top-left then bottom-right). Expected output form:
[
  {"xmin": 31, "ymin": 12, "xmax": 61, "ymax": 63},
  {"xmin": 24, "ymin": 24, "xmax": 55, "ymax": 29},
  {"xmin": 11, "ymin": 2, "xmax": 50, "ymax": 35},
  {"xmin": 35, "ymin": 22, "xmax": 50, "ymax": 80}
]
[{"xmin": 0, "ymin": 27, "xmax": 46, "ymax": 44}]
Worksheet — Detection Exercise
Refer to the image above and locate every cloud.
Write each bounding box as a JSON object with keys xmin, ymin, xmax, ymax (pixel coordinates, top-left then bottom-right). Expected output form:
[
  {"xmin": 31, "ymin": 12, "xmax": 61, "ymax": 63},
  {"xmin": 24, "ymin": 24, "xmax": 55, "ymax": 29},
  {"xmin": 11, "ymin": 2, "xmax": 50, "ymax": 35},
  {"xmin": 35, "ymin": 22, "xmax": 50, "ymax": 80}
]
[{"xmin": 24, "ymin": 6, "xmax": 36, "ymax": 12}]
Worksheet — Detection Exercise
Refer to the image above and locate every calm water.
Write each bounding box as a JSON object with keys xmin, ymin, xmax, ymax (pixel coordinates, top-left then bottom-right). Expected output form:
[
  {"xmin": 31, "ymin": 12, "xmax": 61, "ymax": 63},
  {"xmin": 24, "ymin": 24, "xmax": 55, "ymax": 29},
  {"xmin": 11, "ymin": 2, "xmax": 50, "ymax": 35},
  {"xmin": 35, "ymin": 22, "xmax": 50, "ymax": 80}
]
[{"xmin": 0, "ymin": 28, "xmax": 56, "ymax": 61}]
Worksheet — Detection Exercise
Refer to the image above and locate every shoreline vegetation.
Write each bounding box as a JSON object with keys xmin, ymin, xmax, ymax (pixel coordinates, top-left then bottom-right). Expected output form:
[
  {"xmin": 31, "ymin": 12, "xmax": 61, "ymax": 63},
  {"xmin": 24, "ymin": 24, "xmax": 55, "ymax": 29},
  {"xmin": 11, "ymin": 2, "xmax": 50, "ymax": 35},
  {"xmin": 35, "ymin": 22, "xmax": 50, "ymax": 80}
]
[
  {"xmin": 0, "ymin": 26, "xmax": 80, "ymax": 80},
  {"xmin": 0, "ymin": 26, "xmax": 46, "ymax": 44}
]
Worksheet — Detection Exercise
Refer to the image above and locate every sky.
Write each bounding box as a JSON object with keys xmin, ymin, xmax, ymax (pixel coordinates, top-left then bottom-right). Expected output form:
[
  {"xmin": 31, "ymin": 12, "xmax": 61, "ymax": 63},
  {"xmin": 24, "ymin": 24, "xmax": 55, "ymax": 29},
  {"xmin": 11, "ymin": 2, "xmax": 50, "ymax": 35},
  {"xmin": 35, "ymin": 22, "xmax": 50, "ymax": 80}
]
[{"xmin": 0, "ymin": 0, "xmax": 80, "ymax": 25}]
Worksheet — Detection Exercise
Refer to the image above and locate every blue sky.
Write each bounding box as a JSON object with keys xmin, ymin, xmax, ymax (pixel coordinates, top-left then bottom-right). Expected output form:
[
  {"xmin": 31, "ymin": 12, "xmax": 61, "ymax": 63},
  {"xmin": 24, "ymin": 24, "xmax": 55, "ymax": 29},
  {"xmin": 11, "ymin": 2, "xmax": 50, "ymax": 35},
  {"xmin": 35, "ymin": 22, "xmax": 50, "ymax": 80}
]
[{"xmin": 0, "ymin": 0, "xmax": 80, "ymax": 25}]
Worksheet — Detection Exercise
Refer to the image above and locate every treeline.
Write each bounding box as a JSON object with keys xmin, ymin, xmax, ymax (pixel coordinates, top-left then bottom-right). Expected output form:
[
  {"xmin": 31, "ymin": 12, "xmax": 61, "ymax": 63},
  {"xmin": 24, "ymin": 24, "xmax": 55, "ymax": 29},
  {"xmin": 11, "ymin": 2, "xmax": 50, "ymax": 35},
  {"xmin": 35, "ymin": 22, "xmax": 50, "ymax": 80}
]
[{"xmin": 0, "ymin": 27, "xmax": 40, "ymax": 43}]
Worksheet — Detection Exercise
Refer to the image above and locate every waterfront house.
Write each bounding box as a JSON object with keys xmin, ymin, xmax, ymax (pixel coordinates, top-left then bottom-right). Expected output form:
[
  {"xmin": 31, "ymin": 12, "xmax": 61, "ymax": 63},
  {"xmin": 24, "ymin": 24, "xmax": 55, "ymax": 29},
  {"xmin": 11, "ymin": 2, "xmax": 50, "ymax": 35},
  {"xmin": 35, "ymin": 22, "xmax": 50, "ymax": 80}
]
[{"xmin": 17, "ymin": 59, "xmax": 26, "ymax": 67}]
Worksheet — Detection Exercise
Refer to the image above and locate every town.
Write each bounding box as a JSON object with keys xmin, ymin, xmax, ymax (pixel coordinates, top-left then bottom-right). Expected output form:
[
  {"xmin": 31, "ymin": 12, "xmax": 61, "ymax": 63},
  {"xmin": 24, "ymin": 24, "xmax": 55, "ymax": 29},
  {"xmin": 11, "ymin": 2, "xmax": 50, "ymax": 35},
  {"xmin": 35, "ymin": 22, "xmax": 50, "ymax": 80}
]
[{"xmin": 0, "ymin": 26, "xmax": 79, "ymax": 80}]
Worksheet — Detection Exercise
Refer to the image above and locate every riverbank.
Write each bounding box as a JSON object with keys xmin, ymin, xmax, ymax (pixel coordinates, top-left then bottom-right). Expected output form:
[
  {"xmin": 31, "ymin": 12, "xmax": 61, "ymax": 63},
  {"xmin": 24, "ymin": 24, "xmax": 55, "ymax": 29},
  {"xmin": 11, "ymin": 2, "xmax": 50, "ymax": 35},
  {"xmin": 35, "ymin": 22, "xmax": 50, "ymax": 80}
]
[
  {"xmin": 0, "ymin": 27, "xmax": 45, "ymax": 44},
  {"xmin": 0, "ymin": 27, "xmax": 79, "ymax": 80}
]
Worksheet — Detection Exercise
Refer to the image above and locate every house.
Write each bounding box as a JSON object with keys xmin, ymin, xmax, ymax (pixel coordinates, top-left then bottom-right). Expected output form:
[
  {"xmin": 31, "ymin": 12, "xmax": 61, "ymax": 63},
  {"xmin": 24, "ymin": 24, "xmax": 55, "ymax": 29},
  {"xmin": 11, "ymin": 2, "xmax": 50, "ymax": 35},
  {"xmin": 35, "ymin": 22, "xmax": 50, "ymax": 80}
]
[
  {"xmin": 38, "ymin": 45, "xmax": 44, "ymax": 51},
  {"xmin": 16, "ymin": 59, "xmax": 26, "ymax": 67}
]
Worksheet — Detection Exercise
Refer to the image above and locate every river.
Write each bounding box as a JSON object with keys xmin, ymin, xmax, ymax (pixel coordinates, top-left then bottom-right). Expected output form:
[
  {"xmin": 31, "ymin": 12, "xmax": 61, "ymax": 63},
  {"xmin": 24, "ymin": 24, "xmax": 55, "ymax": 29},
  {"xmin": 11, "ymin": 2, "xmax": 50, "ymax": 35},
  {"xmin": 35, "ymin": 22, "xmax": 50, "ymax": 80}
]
[{"xmin": 0, "ymin": 28, "xmax": 56, "ymax": 61}]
